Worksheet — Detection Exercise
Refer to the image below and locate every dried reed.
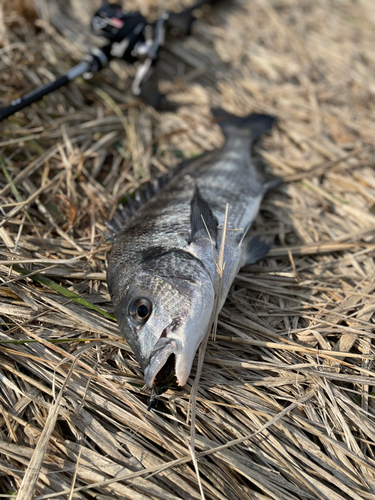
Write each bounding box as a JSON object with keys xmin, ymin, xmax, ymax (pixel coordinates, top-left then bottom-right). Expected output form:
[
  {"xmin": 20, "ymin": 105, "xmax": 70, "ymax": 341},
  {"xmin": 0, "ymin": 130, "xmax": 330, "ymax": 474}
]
[{"xmin": 1, "ymin": 0, "xmax": 375, "ymax": 498}]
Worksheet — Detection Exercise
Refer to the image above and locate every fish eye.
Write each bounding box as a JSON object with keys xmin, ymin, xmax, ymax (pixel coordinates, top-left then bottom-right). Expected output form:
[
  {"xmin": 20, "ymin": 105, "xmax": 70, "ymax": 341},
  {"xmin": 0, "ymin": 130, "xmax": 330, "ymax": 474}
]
[{"xmin": 129, "ymin": 298, "xmax": 152, "ymax": 324}]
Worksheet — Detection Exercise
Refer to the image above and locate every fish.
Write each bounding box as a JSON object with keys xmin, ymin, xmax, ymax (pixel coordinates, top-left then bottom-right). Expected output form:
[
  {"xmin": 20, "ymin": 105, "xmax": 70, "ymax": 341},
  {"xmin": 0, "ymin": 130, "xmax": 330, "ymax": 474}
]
[{"xmin": 107, "ymin": 109, "xmax": 279, "ymax": 391}]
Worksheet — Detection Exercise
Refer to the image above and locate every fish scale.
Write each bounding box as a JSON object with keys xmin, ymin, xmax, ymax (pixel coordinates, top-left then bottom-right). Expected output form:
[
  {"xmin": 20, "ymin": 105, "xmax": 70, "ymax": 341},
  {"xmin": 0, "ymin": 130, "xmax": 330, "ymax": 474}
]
[{"xmin": 107, "ymin": 109, "xmax": 279, "ymax": 391}]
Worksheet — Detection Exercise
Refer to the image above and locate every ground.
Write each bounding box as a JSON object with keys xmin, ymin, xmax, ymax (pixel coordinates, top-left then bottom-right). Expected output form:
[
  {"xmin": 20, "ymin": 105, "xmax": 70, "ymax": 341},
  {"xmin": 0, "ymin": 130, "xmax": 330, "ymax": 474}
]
[{"xmin": 1, "ymin": 0, "xmax": 375, "ymax": 499}]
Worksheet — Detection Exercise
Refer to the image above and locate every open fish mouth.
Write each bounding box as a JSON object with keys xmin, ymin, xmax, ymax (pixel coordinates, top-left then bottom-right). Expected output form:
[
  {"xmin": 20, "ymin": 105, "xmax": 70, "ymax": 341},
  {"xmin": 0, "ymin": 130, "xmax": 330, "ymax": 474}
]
[{"xmin": 144, "ymin": 337, "xmax": 179, "ymax": 389}]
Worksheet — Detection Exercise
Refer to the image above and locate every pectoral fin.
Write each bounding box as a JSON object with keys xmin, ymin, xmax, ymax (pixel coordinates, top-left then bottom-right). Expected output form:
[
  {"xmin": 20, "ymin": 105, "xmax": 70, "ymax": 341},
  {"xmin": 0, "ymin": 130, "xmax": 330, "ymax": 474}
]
[{"xmin": 189, "ymin": 186, "xmax": 218, "ymax": 245}]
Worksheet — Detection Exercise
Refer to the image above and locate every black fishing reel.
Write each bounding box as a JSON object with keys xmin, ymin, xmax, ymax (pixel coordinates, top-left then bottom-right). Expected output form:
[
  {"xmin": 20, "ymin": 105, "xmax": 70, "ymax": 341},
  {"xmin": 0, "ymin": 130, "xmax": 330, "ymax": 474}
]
[
  {"xmin": 90, "ymin": 2, "xmax": 207, "ymax": 99},
  {"xmin": 90, "ymin": 3, "xmax": 161, "ymax": 99},
  {"xmin": 91, "ymin": 4, "xmax": 147, "ymax": 45},
  {"xmin": 0, "ymin": 1, "xmax": 219, "ymax": 121}
]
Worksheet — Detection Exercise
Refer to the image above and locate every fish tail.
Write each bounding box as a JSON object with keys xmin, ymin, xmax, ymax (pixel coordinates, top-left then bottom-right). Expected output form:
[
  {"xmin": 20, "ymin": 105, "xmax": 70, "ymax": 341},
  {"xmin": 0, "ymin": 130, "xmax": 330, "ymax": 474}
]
[{"xmin": 211, "ymin": 108, "xmax": 276, "ymax": 142}]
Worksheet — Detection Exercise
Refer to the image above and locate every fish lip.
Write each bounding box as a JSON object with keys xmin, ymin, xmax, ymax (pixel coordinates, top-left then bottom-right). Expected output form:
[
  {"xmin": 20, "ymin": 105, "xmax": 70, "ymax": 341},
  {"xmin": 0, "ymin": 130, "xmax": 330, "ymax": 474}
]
[
  {"xmin": 144, "ymin": 337, "xmax": 192, "ymax": 389},
  {"xmin": 144, "ymin": 337, "xmax": 178, "ymax": 388}
]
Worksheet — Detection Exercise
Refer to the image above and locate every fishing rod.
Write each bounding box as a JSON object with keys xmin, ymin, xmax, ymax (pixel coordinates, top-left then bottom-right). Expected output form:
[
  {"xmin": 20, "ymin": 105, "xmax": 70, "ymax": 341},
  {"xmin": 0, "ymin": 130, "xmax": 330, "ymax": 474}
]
[{"xmin": 0, "ymin": 0, "xmax": 219, "ymax": 122}]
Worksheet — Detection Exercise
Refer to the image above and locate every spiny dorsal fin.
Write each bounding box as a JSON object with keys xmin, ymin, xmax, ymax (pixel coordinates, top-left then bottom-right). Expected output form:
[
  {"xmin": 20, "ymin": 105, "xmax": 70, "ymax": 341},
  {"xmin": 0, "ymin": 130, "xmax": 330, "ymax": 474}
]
[
  {"xmin": 190, "ymin": 186, "xmax": 218, "ymax": 245},
  {"xmin": 106, "ymin": 170, "xmax": 175, "ymax": 232},
  {"xmin": 106, "ymin": 153, "xmax": 211, "ymax": 233}
]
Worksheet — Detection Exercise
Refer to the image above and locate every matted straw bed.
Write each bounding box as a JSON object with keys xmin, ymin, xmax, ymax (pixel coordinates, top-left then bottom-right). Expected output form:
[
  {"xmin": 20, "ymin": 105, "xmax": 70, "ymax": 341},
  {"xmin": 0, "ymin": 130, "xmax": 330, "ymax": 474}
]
[{"xmin": 1, "ymin": 0, "xmax": 375, "ymax": 498}]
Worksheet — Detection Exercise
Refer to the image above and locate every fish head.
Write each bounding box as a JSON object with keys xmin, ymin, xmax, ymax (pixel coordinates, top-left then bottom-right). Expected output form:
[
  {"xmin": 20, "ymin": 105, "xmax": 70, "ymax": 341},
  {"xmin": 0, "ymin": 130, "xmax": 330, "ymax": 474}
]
[{"xmin": 111, "ymin": 250, "xmax": 214, "ymax": 388}]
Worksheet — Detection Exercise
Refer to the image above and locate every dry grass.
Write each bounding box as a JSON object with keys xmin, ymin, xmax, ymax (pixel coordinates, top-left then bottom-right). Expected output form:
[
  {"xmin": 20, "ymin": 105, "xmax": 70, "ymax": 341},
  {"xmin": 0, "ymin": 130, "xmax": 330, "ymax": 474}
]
[{"xmin": 1, "ymin": 0, "xmax": 375, "ymax": 498}]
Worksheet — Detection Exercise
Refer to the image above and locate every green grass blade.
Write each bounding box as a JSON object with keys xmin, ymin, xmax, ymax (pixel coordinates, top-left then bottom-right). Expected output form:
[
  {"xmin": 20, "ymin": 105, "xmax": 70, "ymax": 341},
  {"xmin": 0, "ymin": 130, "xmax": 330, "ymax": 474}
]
[
  {"xmin": 0, "ymin": 338, "xmax": 96, "ymax": 344},
  {"xmin": 10, "ymin": 264, "xmax": 116, "ymax": 322}
]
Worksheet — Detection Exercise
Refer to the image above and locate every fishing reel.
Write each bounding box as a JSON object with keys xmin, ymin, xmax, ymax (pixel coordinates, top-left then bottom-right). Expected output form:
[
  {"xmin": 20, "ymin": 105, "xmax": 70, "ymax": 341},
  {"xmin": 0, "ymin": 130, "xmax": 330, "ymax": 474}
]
[
  {"xmin": 90, "ymin": 2, "xmax": 211, "ymax": 100},
  {"xmin": 90, "ymin": 3, "xmax": 161, "ymax": 97},
  {"xmin": 0, "ymin": 1, "xmax": 218, "ymax": 121}
]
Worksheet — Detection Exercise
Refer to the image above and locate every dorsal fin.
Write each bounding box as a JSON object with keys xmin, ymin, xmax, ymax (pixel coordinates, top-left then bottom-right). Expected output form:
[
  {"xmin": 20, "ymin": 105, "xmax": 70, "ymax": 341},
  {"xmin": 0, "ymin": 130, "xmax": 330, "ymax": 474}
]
[
  {"xmin": 106, "ymin": 152, "xmax": 211, "ymax": 233},
  {"xmin": 189, "ymin": 186, "xmax": 218, "ymax": 245}
]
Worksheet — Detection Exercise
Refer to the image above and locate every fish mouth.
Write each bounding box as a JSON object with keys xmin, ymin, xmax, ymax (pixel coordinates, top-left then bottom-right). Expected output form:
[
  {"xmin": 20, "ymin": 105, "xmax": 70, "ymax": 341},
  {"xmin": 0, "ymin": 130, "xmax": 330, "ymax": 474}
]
[{"xmin": 144, "ymin": 337, "xmax": 181, "ymax": 389}]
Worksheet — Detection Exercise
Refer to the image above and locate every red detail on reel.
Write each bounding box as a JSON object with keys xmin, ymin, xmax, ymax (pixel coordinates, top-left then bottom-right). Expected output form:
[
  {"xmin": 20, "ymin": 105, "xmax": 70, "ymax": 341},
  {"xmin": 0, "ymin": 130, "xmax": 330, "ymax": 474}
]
[{"xmin": 110, "ymin": 17, "xmax": 124, "ymax": 29}]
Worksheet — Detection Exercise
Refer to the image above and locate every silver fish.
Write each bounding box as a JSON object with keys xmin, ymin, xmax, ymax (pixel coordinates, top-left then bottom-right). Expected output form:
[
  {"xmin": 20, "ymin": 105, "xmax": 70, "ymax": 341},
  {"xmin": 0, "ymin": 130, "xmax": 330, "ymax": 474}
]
[{"xmin": 107, "ymin": 109, "xmax": 278, "ymax": 389}]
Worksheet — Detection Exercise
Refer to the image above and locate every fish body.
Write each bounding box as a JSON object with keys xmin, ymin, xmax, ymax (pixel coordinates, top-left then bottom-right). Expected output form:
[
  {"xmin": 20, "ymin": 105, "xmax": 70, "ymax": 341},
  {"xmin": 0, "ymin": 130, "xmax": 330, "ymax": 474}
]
[{"xmin": 107, "ymin": 110, "xmax": 278, "ymax": 389}]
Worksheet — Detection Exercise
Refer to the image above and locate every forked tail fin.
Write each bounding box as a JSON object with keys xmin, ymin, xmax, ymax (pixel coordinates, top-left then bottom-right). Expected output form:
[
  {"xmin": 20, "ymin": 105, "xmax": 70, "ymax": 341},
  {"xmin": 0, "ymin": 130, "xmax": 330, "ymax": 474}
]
[{"xmin": 212, "ymin": 108, "xmax": 276, "ymax": 142}]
